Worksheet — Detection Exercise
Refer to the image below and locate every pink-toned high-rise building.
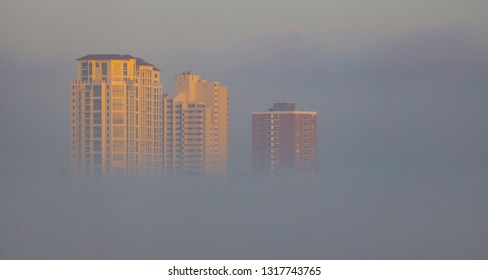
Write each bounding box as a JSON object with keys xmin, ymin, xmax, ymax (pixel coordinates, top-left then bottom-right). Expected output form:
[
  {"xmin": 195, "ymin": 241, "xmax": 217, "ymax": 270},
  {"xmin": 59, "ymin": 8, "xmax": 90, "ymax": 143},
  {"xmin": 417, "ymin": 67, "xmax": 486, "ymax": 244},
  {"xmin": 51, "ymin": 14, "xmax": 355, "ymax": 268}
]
[{"xmin": 252, "ymin": 102, "xmax": 317, "ymax": 176}]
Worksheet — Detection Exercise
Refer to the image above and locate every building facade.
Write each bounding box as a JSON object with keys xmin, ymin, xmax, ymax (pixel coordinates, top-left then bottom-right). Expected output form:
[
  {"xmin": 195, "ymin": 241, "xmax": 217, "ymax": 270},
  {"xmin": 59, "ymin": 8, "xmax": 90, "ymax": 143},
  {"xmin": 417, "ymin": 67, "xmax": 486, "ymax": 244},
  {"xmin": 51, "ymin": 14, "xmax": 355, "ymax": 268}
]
[
  {"xmin": 162, "ymin": 72, "xmax": 228, "ymax": 176},
  {"xmin": 71, "ymin": 54, "xmax": 163, "ymax": 177},
  {"xmin": 252, "ymin": 102, "xmax": 317, "ymax": 176}
]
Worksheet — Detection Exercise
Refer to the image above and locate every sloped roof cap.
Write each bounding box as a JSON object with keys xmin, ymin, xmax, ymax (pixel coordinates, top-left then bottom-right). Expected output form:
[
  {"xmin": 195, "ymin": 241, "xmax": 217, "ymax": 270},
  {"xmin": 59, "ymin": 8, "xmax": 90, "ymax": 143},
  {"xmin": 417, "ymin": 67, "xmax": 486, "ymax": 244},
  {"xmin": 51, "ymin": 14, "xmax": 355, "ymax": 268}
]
[{"xmin": 76, "ymin": 54, "xmax": 160, "ymax": 71}]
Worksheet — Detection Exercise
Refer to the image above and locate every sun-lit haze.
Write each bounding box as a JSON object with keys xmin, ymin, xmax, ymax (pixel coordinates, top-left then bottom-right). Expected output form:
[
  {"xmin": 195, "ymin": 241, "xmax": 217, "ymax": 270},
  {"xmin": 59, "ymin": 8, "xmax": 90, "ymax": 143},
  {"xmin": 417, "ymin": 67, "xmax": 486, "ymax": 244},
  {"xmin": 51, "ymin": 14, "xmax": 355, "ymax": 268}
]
[{"xmin": 1, "ymin": 0, "xmax": 488, "ymax": 259}]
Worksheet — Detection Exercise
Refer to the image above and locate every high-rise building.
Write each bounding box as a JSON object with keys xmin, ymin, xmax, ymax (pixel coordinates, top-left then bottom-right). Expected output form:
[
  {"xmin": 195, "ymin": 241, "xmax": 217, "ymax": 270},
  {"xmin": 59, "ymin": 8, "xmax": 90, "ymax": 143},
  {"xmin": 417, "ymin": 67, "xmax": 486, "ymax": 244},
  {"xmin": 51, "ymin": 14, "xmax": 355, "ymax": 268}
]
[
  {"xmin": 162, "ymin": 72, "xmax": 228, "ymax": 176},
  {"xmin": 252, "ymin": 102, "xmax": 317, "ymax": 176},
  {"xmin": 71, "ymin": 54, "xmax": 163, "ymax": 177}
]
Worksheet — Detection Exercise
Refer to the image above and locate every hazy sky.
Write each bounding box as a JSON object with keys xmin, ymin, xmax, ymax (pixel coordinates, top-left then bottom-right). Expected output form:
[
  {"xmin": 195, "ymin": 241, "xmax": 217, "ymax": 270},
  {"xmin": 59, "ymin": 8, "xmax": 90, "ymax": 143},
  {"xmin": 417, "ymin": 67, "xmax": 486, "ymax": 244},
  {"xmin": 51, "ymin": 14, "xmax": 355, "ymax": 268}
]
[
  {"xmin": 1, "ymin": 0, "xmax": 488, "ymax": 57},
  {"xmin": 1, "ymin": 1, "xmax": 487, "ymax": 259}
]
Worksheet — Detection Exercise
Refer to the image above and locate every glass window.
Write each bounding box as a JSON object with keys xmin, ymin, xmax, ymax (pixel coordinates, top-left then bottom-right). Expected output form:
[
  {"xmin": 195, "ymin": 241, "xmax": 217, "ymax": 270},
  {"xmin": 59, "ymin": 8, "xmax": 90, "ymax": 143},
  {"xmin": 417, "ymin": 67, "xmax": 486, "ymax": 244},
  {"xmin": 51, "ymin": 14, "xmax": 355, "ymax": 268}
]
[
  {"xmin": 94, "ymin": 112, "xmax": 102, "ymax": 124},
  {"xmin": 113, "ymin": 154, "xmax": 124, "ymax": 161},
  {"xmin": 93, "ymin": 140, "xmax": 102, "ymax": 152},
  {"xmin": 102, "ymin": 63, "xmax": 107, "ymax": 75},
  {"xmin": 93, "ymin": 99, "xmax": 102, "ymax": 110},
  {"xmin": 93, "ymin": 126, "xmax": 102, "ymax": 138},
  {"xmin": 113, "ymin": 126, "xmax": 124, "ymax": 138},
  {"xmin": 93, "ymin": 85, "xmax": 101, "ymax": 97},
  {"xmin": 80, "ymin": 62, "xmax": 88, "ymax": 76},
  {"xmin": 113, "ymin": 112, "xmax": 124, "ymax": 125}
]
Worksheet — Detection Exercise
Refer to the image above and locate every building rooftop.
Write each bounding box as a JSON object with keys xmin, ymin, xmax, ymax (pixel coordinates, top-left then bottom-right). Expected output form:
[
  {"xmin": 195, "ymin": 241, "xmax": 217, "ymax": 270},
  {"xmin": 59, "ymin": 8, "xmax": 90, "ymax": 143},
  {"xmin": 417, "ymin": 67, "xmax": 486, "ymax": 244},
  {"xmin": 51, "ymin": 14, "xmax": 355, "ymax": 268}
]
[
  {"xmin": 76, "ymin": 54, "xmax": 160, "ymax": 71},
  {"xmin": 252, "ymin": 111, "xmax": 317, "ymax": 115},
  {"xmin": 253, "ymin": 102, "xmax": 316, "ymax": 115},
  {"xmin": 76, "ymin": 54, "xmax": 135, "ymax": 61},
  {"xmin": 269, "ymin": 102, "xmax": 296, "ymax": 111}
]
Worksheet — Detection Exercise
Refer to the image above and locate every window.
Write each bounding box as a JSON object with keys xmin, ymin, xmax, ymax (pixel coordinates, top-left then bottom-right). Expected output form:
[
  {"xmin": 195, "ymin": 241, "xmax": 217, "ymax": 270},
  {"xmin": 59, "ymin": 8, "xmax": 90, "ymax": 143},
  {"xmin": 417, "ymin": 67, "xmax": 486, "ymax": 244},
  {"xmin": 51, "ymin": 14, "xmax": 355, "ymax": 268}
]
[
  {"xmin": 113, "ymin": 85, "xmax": 124, "ymax": 97},
  {"xmin": 80, "ymin": 62, "xmax": 88, "ymax": 77},
  {"xmin": 93, "ymin": 127, "xmax": 102, "ymax": 138},
  {"xmin": 93, "ymin": 112, "xmax": 102, "ymax": 124},
  {"xmin": 123, "ymin": 63, "xmax": 128, "ymax": 76},
  {"xmin": 93, "ymin": 140, "xmax": 102, "ymax": 152},
  {"xmin": 113, "ymin": 140, "xmax": 124, "ymax": 152},
  {"xmin": 113, "ymin": 154, "xmax": 124, "ymax": 161},
  {"xmin": 113, "ymin": 126, "xmax": 124, "ymax": 138},
  {"xmin": 112, "ymin": 99, "xmax": 124, "ymax": 110},
  {"xmin": 93, "ymin": 85, "xmax": 101, "ymax": 97},
  {"xmin": 102, "ymin": 63, "xmax": 107, "ymax": 75},
  {"xmin": 93, "ymin": 99, "xmax": 102, "ymax": 110},
  {"xmin": 113, "ymin": 112, "xmax": 124, "ymax": 124}
]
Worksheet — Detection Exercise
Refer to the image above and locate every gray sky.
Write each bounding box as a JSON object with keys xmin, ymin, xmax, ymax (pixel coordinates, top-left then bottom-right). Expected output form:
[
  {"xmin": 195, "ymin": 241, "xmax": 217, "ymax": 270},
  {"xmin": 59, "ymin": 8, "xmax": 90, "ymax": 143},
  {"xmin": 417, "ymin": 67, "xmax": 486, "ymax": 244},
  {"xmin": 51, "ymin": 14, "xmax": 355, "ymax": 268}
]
[
  {"xmin": 1, "ymin": 0, "xmax": 487, "ymax": 259},
  {"xmin": 1, "ymin": 0, "xmax": 488, "ymax": 57}
]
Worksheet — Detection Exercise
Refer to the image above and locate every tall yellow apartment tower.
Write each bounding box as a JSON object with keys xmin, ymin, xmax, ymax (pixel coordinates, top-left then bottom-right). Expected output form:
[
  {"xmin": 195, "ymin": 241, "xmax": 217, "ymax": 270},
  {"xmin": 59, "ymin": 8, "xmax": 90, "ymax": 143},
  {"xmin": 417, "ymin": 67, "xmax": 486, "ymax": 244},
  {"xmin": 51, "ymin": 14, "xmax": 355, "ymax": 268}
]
[
  {"xmin": 71, "ymin": 54, "xmax": 163, "ymax": 177},
  {"xmin": 162, "ymin": 72, "xmax": 228, "ymax": 176}
]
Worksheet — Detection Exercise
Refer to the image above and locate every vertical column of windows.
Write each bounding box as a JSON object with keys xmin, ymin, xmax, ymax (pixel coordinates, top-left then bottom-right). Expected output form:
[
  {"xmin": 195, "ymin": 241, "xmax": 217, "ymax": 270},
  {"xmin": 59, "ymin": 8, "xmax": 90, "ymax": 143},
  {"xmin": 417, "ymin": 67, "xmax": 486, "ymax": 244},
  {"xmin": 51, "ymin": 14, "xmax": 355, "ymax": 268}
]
[
  {"xmin": 92, "ymin": 85, "xmax": 102, "ymax": 170},
  {"xmin": 83, "ymin": 87, "xmax": 91, "ymax": 174},
  {"xmin": 80, "ymin": 62, "xmax": 88, "ymax": 83}
]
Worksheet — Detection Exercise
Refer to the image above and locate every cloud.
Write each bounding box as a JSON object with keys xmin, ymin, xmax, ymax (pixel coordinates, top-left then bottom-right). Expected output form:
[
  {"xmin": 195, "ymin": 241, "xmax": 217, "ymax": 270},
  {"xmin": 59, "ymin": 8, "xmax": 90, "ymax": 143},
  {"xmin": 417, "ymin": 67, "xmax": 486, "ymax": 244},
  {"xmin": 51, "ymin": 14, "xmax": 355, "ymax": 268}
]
[{"xmin": 1, "ymin": 175, "xmax": 487, "ymax": 259}]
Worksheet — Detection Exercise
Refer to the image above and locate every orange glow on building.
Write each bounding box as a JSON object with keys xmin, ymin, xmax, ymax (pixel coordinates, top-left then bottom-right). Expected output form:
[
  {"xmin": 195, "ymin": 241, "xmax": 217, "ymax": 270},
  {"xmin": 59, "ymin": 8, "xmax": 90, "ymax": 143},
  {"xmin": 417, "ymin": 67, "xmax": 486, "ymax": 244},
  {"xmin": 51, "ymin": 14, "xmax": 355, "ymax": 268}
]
[
  {"xmin": 162, "ymin": 72, "xmax": 229, "ymax": 176},
  {"xmin": 71, "ymin": 54, "xmax": 163, "ymax": 177},
  {"xmin": 71, "ymin": 56, "xmax": 228, "ymax": 177}
]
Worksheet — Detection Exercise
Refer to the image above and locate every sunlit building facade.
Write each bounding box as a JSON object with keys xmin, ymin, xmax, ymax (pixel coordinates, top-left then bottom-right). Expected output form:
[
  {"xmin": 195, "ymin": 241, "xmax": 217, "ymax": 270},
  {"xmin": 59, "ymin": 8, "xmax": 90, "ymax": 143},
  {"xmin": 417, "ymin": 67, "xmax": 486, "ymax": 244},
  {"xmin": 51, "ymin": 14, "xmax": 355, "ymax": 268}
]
[
  {"xmin": 252, "ymin": 102, "xmax": 317, "ymax": 176},
  {"xmin": 162, "ymin": 72, "xmax": 228, "ymax": 176},
  {"xmin": 71, "ymin": 54, "xmax": 163, "ymax": 177}
]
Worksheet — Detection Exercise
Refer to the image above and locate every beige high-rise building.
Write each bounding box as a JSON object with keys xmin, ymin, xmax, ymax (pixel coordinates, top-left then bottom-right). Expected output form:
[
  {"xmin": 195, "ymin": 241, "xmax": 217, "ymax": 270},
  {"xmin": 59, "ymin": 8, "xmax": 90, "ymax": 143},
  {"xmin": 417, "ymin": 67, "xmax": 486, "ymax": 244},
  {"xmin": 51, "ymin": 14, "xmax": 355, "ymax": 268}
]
[
  {"xmin": 71, "ymin": 54, "xmax": 163, "ymax": 177},
  {"xmin": 162, "ymin": 72, "xmax": 228, "ymax": 176},
  {"xmin": 252, "ymin": 102, "xmax": 317, "ymax": 177}
]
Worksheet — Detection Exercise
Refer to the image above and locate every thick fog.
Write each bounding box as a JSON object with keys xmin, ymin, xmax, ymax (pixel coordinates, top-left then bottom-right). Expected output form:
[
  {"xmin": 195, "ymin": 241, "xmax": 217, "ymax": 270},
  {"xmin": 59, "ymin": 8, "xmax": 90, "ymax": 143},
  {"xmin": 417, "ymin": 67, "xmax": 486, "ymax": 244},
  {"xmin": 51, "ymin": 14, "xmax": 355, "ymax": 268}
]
[
  {"xmin": 1, "ymin": 1, "xmax": 488, "ymax": 259},
  {"xmin": 1, "ymin": 175, "xmax": 487, "ymax": 259}
]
